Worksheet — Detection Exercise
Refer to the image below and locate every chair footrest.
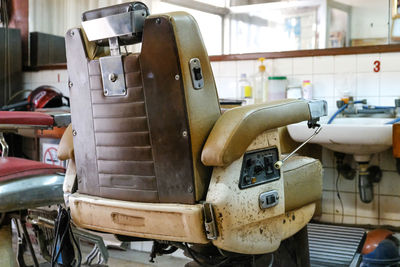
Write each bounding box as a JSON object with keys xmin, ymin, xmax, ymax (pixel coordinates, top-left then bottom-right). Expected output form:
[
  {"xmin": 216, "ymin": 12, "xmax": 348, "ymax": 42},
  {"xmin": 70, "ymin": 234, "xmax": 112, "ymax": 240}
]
[{"xmin": 69, "ymin": 193, "xmax": 208, "ymax": 244}]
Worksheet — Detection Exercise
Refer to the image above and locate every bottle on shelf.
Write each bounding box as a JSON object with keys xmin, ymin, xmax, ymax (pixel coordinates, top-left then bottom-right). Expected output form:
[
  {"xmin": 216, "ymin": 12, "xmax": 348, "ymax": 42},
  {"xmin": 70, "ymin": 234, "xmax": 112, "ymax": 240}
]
[
  {"xmin": 302, "ymin": 80, "xmax": 313, "ymax": 100},
  {"xmin": 238, "ymin": 73, "xmax": 253, "ymax": 105},
  {"xmin": 254, "ymin": 57, "xmax": 268, "ymax": 104}
]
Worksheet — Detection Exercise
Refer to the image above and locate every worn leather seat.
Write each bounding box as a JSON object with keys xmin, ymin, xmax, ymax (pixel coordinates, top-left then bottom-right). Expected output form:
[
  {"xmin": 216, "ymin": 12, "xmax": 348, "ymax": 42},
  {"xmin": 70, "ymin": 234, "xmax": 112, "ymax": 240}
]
[
  {"xmin": 0, "ymin": 157, "xmax": 64, "ymax": 182},
  {"xmin": 62, "ymin": 3, "xmax": 325, "ymax": 254}
]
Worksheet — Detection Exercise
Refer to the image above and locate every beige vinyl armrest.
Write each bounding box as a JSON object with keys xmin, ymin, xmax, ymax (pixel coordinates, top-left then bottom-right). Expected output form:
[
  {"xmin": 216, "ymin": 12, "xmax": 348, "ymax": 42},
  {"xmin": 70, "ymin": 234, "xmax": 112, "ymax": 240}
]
[
  {"xmin": 58, "ymin": 124, "xmax": 74, "ymax": 161},
  {"xmin": 201, "ymin": 99, "xmax": 312, "ymax": 167}
]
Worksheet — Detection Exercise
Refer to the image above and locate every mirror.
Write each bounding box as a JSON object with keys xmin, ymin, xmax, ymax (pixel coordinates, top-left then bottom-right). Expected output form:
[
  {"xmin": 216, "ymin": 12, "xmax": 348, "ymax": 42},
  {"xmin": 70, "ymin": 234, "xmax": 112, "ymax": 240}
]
[{"xmin": 27, "ymin": 0, "xmax": 398, "ymax": 63}]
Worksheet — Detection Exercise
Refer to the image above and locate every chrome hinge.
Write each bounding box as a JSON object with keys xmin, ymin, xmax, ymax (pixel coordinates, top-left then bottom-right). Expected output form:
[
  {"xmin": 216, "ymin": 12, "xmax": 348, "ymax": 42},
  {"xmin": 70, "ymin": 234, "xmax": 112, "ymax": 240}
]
[{"xmin": 203, "ymin": 203, "xmax": 218, "ymax": 240}]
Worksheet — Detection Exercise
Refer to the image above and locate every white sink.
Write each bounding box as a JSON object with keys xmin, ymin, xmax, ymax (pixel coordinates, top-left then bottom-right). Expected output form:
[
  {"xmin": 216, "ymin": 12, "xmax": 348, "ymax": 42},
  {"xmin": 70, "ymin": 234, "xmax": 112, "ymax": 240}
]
[{"xmin": 287, "ymin": 117, "xmax": 393, "ymax": 162}]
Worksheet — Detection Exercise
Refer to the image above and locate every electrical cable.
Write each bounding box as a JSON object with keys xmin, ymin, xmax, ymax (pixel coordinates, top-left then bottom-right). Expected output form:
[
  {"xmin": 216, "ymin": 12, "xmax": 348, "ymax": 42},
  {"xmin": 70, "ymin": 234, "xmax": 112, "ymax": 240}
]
[
  {"xmin": 335, "ymin": 170, "xmax": 344, "ymax": 224},
  {"xmin": 184, "ymin": 243, "xmax": 231, "ymax": 267},
  {"xmin": 51, "ymin": 207, "xmax": 81, "ymax": 267}
]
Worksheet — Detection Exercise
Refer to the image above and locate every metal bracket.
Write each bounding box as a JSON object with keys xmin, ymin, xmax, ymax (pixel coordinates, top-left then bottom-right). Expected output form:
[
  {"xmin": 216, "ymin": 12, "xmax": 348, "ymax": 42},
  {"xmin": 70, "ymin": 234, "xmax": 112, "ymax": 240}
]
[
  {"xmin": 203, "ymin": 203, "xmax": 218, "ymax": 240},
  {"xmin": 99, "ymin": 55, "xmax": 127, "ymax": 97},
  {"xmin": 0, "ymin": 133, "xmax": 9, "ymax": 157},
  {"xmin": 189, "ymin": 58, "xmax": 204, "ymax": 90}
]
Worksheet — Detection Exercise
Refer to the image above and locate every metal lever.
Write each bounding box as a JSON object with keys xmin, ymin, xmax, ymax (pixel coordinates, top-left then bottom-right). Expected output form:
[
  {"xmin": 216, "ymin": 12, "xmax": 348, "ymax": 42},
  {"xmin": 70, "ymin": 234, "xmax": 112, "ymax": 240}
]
[{"xmin": 274, "ymin": 126, "xmax": 322, "ymax": 169}]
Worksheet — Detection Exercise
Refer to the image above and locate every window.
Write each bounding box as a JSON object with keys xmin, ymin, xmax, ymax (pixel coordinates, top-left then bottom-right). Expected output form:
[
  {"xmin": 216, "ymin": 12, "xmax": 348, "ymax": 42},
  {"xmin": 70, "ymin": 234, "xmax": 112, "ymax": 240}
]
[{"xmin": 154, "ymin": 2, "xmax": 223, "ymax": 55}]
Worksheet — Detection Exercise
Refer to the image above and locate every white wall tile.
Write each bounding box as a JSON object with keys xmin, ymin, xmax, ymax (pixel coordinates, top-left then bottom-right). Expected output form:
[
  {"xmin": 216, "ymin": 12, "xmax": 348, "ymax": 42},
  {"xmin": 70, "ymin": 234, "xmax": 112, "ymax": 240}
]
[
  {"xmin": 379, "ymin": 150, "xmax": 397, "ymax": 172},
  {"xmin": 380, "ymin": 52, "xmax": 400, "ymax": 72},
  {"xmin": 22, "ymin": 72, "xmax": 32, "ymax": 84},
  {"xmin": 323, "ymin": 168, "xmax": 335, "ymax": 191},
  {"xmin": 218, "ymin": 61, "xmax": 237, "ymax": 77},
  {"xmin": 335, "ymin": 192, "xmax": 356, "ymax": 216},
  {"xmin": 313, "ymin": 56, "xmax": 334, "ymax": 74},
  {"xmin": 357, "ymin": 53, "xmax": 380, "ymax": 73},
  {"xmin": 379, "ymin": 97, "xmax": 398, "ymax": 106},
  {"xmin": 337, "ymin": 175, "xmax": 356, "ymax": 193},
  {"xmin": 380, "ymin": 72, "xmax": 400, "ymax": 97},
  {"xmin": 334, "ymin": 215, "xmax": 356, "ymax": 224},
  {"xmin": 356, "ymin": 195, "xmax": 379, "ymax": 218},
  {"xmin": 215, "ymin": 77, "xmax": 237, "ymax": 99},
  {"xmin": 356, "ymin": 217, "xmax": 379, "ymax": 225},
  {"xmin": 210, "ymin": 61, "xmax": 220, "ymax": 77},
  {"xmin": 273, "ymin": 58, "xmax": 293, "ymax": 76},
  {"xmin": 293, "ymin": 57, "xmax": 313, "ymax": 75},
  {"xmin": 334, "ymin": 55, "xmax": 357, "ymax": 73},
  {"xmin": 57, "ymin": 70, "xmax": 69, "ymax": 83},
  {"xmin": 356, "ymin": 73, "xmax": 379, "ymax": 97},
  {"xmin": 317, "ymin": 213, "xmax": 334, "ymax": 223},
  {"xmin": 379, "ymin": 219, "xmax": 400, "ymax": 227},
  {"xmin": 379, "ymin": 171, "xmax": 400, "ymax": 196},
  {"xmin": 237, "ymin": 60, "xmax": 256, "ymax": 77},
  {"xmin": 313, "ymin": 74, "xmax": 334, "ymax": 98},
  {"xmin": 380, "ymin": 195, "xmax": 400, "ymax": 220},
  {"xmin": 322, "ymin": 190, "xmax": 334, "ymax": 214},
  {"xmin": 334, "ymin": 73, "xmax": 357, "ymax": 98}
]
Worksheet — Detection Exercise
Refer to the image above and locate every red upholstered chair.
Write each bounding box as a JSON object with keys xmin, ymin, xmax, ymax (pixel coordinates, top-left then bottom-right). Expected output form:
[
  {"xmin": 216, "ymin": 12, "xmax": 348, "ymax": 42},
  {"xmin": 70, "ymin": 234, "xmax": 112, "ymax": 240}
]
[
  {"xmin": 0, "ymin": 111, "xmax": 68, "ymax": 213},
  {"xmin": 0, "ymin": 111, "xmax": 69, "ymax": 266}
]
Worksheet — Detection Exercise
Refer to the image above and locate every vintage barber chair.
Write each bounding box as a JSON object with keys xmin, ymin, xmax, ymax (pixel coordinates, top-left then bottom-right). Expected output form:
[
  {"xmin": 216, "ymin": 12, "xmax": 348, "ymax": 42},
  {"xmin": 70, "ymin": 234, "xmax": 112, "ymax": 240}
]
[
  {"xmin": 0, "ymin": 111, "xmax": 69, "ymax": 266},
  {"xmin": 62, "ymin": 2, "xmax": 326, "ymax": 265}
]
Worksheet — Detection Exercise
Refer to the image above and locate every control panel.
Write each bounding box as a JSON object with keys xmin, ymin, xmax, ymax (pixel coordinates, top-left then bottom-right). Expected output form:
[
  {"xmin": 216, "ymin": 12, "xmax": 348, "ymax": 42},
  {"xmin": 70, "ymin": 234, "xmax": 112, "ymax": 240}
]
[{"xmin": 239, "ymin": 147, "xmax": 280, "ymax": 189}]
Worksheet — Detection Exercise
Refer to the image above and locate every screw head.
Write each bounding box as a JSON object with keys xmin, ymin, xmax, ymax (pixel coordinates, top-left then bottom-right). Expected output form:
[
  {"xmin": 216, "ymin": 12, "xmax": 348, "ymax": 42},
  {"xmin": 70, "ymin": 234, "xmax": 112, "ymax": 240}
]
[
  {"xmin": 108, "ymin": 73, "xmax": 118, "ymax": 82},
  {"xmin": 70, "ymin": 30, "xmax": 74, "ymax": 37},
  {"xmin": 104, "ymin": 89, "xmax": 109, "ymax": 96},
  {"xmin": 175, "ymin": 75, "xmax": 180, "ymax": 80},
  {"xmin": 72, "ymin": 130, "xmax": 77, "ymax": 136},
  {"xmin": 156, "ymin": 18, "xmax": 161, "ymax": 24},
  {"xmin": 182, "ymin": 130, "xmax": 187, "ymax": 137},
  {"xmin": 68, "ymin": 81, "xmax": 73, "ymax": 88},
  {"xmin": 188, "ymin": 186, "xmax": 193, "ymax": 193}
]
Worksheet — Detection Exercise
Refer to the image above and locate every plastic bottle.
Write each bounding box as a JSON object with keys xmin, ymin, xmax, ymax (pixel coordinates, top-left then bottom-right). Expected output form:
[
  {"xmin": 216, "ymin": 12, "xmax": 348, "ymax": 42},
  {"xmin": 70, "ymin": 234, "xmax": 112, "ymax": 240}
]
[
  {"xmin": 254, "ymin": 58, "xmax": 268, "ymax": 104},
  {"xmin": 238, "ymin": 73, "xmax": 253, "ymax": 105},
  {"xmin": 302, "ymin": 80, "xmax": 313, "ymax": 100},
  {"xmin": 268, "ymin": 76, "xmax": 287, "ymax": 100}
]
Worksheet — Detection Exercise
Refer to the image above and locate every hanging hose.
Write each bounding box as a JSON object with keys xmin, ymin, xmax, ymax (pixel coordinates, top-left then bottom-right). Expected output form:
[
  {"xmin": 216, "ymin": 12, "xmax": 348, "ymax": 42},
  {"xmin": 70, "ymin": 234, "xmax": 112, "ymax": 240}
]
[
  {"xmin": 327, "ymin": 104, "xmax": 348, "ymax": 124},
  {"xmin": 327, "ymin": 100, "xmax": 365, "ymax": 124},
  {"xmin": 386, "ymin": 117, "xmax": 400, "ymax": 125}
]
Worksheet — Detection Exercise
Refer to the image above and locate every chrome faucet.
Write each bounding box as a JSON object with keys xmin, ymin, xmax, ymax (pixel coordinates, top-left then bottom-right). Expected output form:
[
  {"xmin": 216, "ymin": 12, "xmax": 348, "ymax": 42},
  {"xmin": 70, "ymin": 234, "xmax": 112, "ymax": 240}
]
[{"xmin": 336, "ymin": 97, "xmax": 399, "ymax": 118}]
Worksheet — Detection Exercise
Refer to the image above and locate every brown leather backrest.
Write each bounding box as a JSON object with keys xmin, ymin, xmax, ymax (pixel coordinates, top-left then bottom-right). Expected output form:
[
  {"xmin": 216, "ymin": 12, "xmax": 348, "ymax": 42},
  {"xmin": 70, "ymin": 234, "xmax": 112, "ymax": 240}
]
[{"xmin": 66, "ymin": 12, "xmax": 220, "ymax": 204}]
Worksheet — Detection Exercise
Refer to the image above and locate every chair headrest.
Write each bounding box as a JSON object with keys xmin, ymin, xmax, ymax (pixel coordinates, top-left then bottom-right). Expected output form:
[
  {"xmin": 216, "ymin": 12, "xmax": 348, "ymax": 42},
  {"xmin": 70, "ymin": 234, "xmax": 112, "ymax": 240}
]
[{"xmin": 81, "ymin": 2, "xmax": 149, "ymax": 46}]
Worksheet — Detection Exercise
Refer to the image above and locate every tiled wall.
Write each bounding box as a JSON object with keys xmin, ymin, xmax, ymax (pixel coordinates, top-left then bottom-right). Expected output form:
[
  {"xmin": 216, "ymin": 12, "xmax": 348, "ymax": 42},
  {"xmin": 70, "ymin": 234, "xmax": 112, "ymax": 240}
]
[
  {"xmin": 319, "ymin": 148, "xmax": 400, "ymax": 227},
  {"xmin": 212, "ymin": 53, "xmax": 400, "ymax": 227},
  {"xmin": 211, "ymin": 52, "xmax": 400, "ymax": 116},
  {"xmin": 22, "ymin": 70, "xmax": 69, "ymax": 97}
]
